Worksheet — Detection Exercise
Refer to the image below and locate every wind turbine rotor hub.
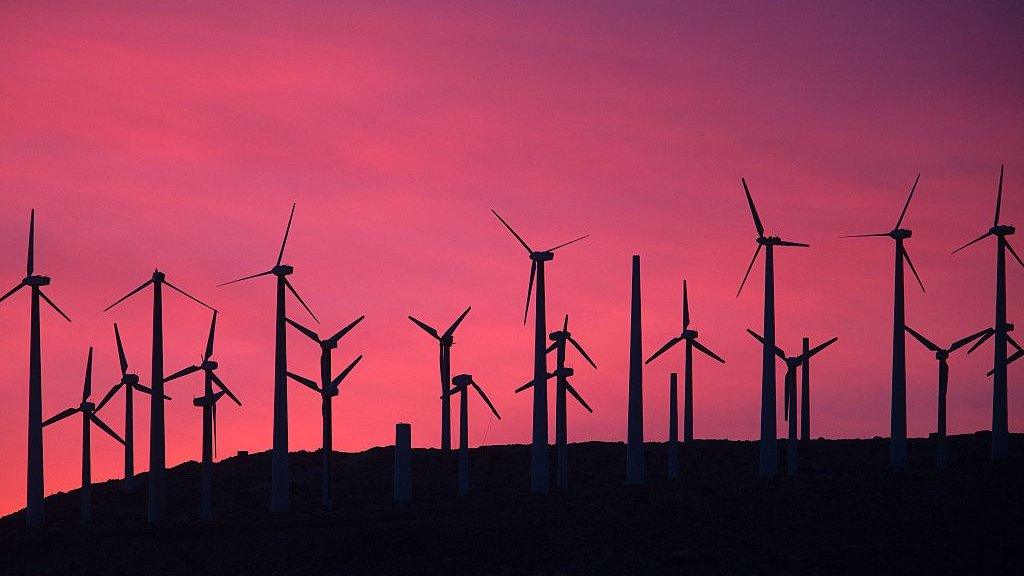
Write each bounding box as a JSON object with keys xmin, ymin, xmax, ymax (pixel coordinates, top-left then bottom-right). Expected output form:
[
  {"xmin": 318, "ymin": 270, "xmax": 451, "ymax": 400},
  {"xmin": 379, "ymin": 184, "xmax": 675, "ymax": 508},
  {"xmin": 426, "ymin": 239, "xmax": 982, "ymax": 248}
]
[
  {"xmin": 80, "ymin": 401, "xmax": 95, "ymax": 412},
  {"xmin": 530, "ymin": 251, "xmax": 554, "ymax": 262},
  {"xmin": 992, "ymin": 224, "xmax": 1015, "ymax": 236},
  {"xmin": 23, "ymin": 275, "xmax": 50, "ymax": 287},
  {"xmin": 202, "ymin": 360, "xmax": 218, "ymax": 371},
  {"xmin": 151, "ymin": 270, "xmax": 166, "ymax": 283},
  {"xmin": 936, "ymin": 350, "xmax": 949, "ymax": 360},
  {"xmin": 451, "ymin": 374, "xmax": 473, "ymax": 388},
  {"xmin": 548, "ymin": 330, "xmax": 569, "ymax": 341},
  {"xmin": 759, "ymin": 236, "xmax": 783, "ymax": 245},
  {"xmin": 554, "ymin": 367, "xmax": 574, "ymax": 378},
  {"xmin": 786, "ymin": 357, "xmax": 801, "ymax": 369},
  {"xmin": 124, "ymin": 374, "xmax": 140, "ymax": 385},
  {"xmin": 272, "ymin": 264, "xmax": 294, "ymax": 276},
  {"xmin": 323, "ymin": 340, "xmax": 339, "ymax": 350},
  {"xmin": 1001, "ymin": 323, "xmax": 1015, "ymax": 332},
  {"xmin": 440, "ymin": 335, "xmax": 454, "ymax": 346},
  {"xmin": 682, "ymin": 329, "xmax": 698, "ymax": 339},
  {"xmin": 890, "ymin": 228, "xmax": 912, "ymax": 240}
]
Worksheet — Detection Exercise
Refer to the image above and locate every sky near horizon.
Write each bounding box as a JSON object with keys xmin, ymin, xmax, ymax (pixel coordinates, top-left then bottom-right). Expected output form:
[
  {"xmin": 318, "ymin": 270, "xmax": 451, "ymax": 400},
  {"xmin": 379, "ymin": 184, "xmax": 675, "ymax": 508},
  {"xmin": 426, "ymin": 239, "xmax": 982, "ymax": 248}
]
[{"xmin": 1, "ymin": 1, "xmax": 1023, "ymax": 515}]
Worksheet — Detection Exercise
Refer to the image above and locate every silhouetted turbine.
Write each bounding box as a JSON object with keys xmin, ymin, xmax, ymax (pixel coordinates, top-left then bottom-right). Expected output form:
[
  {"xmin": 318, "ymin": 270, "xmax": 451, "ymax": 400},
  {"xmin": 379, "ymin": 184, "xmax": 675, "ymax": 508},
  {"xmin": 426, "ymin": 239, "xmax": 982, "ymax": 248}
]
[
  {"xmin": 951, "ymin": 165, "xmax": 1023, "ymax": 460},
  {"xmin": 842, "ymin": 174, "xmax": 924, "ymax": 469},
  {"xmin": 286, "ymin": 314, "xmax": 364, "ymax": 508},
  {"xmin": 736, "ymin": 180, "xmax": 809, "ymax": 477},
  {"xmin": 42, "ymin": 348, "xmax": 124, "ymax": 524},
  {"xmin": 492, "ymin": 210, "xmax": 587, "ymax": 493},
  {"xmin": 165, "ymin": 311, "xmax": 241, "ymax": 520},
  {"xmin": 515, "ymin": 314, "xmax": 596, "ymax": 490},
  {"xmin": 94, "ymin": 323, "xmax": 162, "ymax": 492},
  {"xmin": 408, "ymin": 307, "xmax": 471, "ymax": 452},
  {"xmin": 905, "ymin": 326, "xmax": 993, "ymax": 469},
  {"xmin": 0, "ymin": 210, "xmax": 72, "ymax": 528},
  {"xmin": 747, "ymin": 330, "xmax": 837, "ymax": 476},
  {"xmin": 447, "ymin": 374, "xmax": 501, "ymax": 494},
  {"xmin": 105, "ymin": 268, "xmax": 213, "ymax": 523},
  {"xmin": 219, "ymin": 203, "xmax": 318, "ymax": 512},
  {"xmin": 646, "ymin": 280, "xmax": 725, "ymax": 463}
]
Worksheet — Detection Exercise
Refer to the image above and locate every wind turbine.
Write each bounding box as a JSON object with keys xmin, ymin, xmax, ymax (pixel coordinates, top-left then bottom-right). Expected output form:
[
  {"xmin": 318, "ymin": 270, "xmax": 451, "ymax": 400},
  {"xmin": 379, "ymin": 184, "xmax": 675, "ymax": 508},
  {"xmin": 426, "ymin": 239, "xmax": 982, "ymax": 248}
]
[
  {"xmin": 42, "ymin": 347, "xmax": 124, "ymax": 524},
  {"xmin": 286, "ymin": 314, "xmax": 364, "ymax": 508},
  {"xmin": 219, "ymin": 203, "xmax": 318, "ymax": 512},
  {"xmin": 164, "ymin": 311, "xmax": 241, "ymax": 520},
  {"xmin": 952, "ymin": 164, "xmax": 1024, "ymax": 460},
  {"xmin": 93, "ymin": 323, "xmax": 160, "ymax": 491},
  {"xmin": 747, "ymin": 330, "xmax": 837, "ymax": 476},
  {"xmin": 514, "ymin": 314, "xmax": 596, "ymax": 490},
  {"xmin": 904, "ymin": 326, "xmax": 993, "ymax": 469},
  {"xmin": 646, "ymin": 280, "xmax": 725, "ymax": 445},
  {"xmin": 736, "ymin": 180, "xmax": 809, "ymax": 477},
  {"xmin": 105, "ymin": 268, "xmax": 214, "ymax": 523},
  {"xmin": 408, "ymin": 306, "xmax": 471, "ymax": 452},
  {"xmin": 0, "ymin": 209, "xmax": 72, "ymax": 528},
  {"xmin": 841, "ymin": 174, "xmax": 924, "ymax": 469},
  {"xmin": 447, "ymin": 374, "xmax": 501, "ymax": 495},
  {"xmin": 492, "ymin": 210, "xmax": 587, "ymax": 493}
]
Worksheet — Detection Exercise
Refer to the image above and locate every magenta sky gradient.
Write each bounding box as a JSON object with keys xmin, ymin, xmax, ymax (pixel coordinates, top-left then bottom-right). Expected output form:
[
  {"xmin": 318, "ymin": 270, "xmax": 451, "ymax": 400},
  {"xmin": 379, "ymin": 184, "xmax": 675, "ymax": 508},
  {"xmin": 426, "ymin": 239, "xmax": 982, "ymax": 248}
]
[{"xmin": 1, "ymin": 2, "xmax": 1023, "ymax": 514}]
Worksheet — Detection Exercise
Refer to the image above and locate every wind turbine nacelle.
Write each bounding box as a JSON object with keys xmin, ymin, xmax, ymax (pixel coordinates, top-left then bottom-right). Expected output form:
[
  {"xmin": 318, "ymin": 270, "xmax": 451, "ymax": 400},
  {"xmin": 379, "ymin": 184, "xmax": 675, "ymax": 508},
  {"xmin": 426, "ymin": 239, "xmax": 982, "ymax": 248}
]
[
  {"xmin": 758, "ymin": 236, "xmax": 781, "ymax": 246},
  {"xmin": 327, "ymin": 388, "xmax": 340, "ymax": 398},
  {"xmin": 936, "ymin": 350, "xmax": 949, "ymax": 360},
  {"xmin": 192, "ymin": 396, "xmax": 208, "ymax": 407},
  {"xmin": 530, "ymin": 251, "xmax": 554, "ymax": 262},
  {"xmin": 553, "ymin": 367, "xmax": 574, "ymax": 378},
  {"xmin": 890, "ymin": 229, "xmax": 912, "ymax": 240},
  {"xmin": 682, "ymin": 329, "xmax": 698, "ymax": 340},
  {"xmin": 272, "ymin": 264, "xmax": 294, "ymax": 276},
  {"xmin": 79, "ymin": 401, "xmax": 95, "ymax": 412},
  {"xmin": 322, "ymin": 340, "xmax": 339, "ymax": 350},
  {"xmin": 23, "ymin": 275, "xmax": 50, "ymax": 287},
  {"xmin": 123, "ymin": 374, "xmax": 140, "ymax": 385},
  {"xmin": 1001, "ymin": 323, "xmax": 1015, "ymax": 332},
  {"xmin": 992, "ymin": 224, "xmax": 1015, "ymax": 235},
  {"xmin": 549, "ymin": 330, "xmax": 569, "ymax": 341},
  {"xmin": 202, "ymin": 360, "xmax": 218, "ymax": 371},
  {"xmin": 152, "ymin": 270, "xmax": 166, "ymax": 283},
  {"xmin": 451, "ymin": 374, "xmax": 473, "ymax": 387},
  {"xmin": 439, "ymin": 335, "xmax": 454, "ymax": 346}
]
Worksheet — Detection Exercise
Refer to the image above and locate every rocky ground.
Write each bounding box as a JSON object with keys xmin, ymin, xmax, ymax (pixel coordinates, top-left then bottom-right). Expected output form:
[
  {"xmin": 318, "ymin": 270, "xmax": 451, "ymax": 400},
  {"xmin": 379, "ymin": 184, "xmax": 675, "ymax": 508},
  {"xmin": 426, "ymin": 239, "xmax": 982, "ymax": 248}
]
[{"xmin": 1, "ymin": 432, "xmax": 1021, "ymax": 575}]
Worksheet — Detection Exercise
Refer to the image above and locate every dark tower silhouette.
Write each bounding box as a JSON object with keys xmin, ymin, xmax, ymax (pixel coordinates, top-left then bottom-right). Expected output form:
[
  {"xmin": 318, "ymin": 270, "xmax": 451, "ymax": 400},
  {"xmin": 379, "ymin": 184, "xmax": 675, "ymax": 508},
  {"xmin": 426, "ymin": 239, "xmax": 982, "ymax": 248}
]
[
  {"xmin": 952, "ymin": 165, "xmax": 1022, "ymax": 460},
  {"xmin": 515, "ymin": 314, "xmax": 596, "ymax": 490},
  {"xmin": 747, "ymin": 330, "xmax": 837, "ymax": 476},
  {"xmin": 627, "ymin": 255, "xmax": 644, "ymax": 484},
  {"xmin": 42, "ymin": 347, "xmax": 124, "ymax": 524},
  {"xmin": 394, "ymin": 423, "xmax": 412, "ymax": 504},
  {"xmin": 842, "ymin": 174, "xmax": 924, "ymax": 468},
  {"xmin": 447, "ymin": 374, "xmax": 501, "ymax": 494},
  {"xmin": 905, "ymin": 326, "xmax": 992, "ymax": 469},
  {"xmin": 800, "ymin": 338, "xmax": 810, "ymax": 441},
  {"xmin": 220, "ymin": 203, "xmax": 318, "ymax": 512},
  {"xmin": 668, "ymin": 373, "xmax": 680, "ymax": 479},
  {"xmin": 0, "ymin": 210, "xmax": 72, "ymax": 528},
  {"xmin": 164, "ymin": 311, "xmax": 242, "ymax": 520},
  {"xmin": 94, "ymin": 323, "xmax": 158, "ymax": 492},
  {"xmin": 492, "ymin": 210, "xmax": 587, "ymax": 493},
  {"xmin": 737, "ymin": 180, "xmax": 809, "ymax": 477},
  {"xmin": 286, "ymin": 315, "xmax": 364, "ymax": 508},
  {"xmin": 646, "ymin": 280, "xmax": 725, "ymax": 446},
  {"xmin": 105, "ymin": 269, "xmax": 213, "ymax": 523},
  {"xmin": 408, "ymin": 307, "xmax": 471, "ymax": 452}
]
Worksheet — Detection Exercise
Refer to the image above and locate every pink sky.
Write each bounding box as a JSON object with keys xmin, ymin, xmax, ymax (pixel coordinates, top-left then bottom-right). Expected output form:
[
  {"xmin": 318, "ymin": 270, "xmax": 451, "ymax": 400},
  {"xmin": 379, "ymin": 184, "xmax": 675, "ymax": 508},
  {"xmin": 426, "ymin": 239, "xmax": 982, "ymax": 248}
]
[{"xmin": 1, "ymin": 1, "xmax": 1022, "ymax": 514}]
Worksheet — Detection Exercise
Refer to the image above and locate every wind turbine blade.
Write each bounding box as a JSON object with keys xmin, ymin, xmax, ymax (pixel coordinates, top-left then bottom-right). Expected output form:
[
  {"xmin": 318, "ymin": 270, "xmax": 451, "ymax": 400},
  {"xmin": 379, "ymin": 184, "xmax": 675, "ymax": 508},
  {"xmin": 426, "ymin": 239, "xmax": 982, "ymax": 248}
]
[
  {"xmin": 839, "ymin": 233, "xmax": 890, "ymax": 238},
  {"xmin": 113, "ymin": 323, "xmax": 128, "ymax": 374},
  {"xmin": 904, "ymin": 326, "xmax": 940, "ymax": 352},
  {"xmin": 644, "ymin": 336, "xmax": 682, "ymax": 365},
  {"xmin": 562, "ymin": 314, "xmax": 569, "ymax": 332},
  {"xmin": 407, "ymin": 315, "xmax": 440, "ymax": 340},
  {"xmin": 330, "ymin": 355, "xmax": 363, "ymax": 390},
  {"xmin": 164, "ymin": 365, "xmax": 200, "ymax": 383},
  {"xmin": 217, "ymin": 270, "xmax": 272, "ymax": 287},
  {"xmin": 682, "ymin": 279, "xmax": 690, "ymax": 329},
  {"xmin": 491, "ymin": 210, "xmax": 533, "ymax": 253},
  {"xmin": 1007, "ymin": 335, "xmax": 1023, "ymax": 354},
  {"xmin": 38, "ymin": 290, "xmax": 71, "ymax": 322},
  {"xmin": 1004, "ymin": 239, "xmax": 1024, "ymax": 270},
  {"xmin": 277, "ymin": 203, "xmax": 296, "ymax": 266},
  {"xmin": 952, "ymin": 232, "xmax": 992, "ymax": 254},
  {"xmin": 568, "ymin": 337, "xmax": 598, "ymax": 369},
  {"xmin": 286, "ymin": 371, "xmax": 320, "ymax": 393},
  {"xmin": 132, "ymin": 382, "xmax": 164, "ymax": 398},
  {"xmin": 895, "ymin": 173, "xmax": 921, "ymax": 230},
  {"xmin": 691, "ymin": 339, "xmax": 726, "ymax": 364},
  {"xmin": 210, "ymin": 372, "xmax": 242, "ymax": 406},
  {"xmin": 806, "ymin": 337, "xmax": 839, "ymax": 358},
  {"xmin": 285, "ymin": 318, "xmax": 320, "ymax": 345},
  {"xmin": 0, "ymin": 282, "xmax": 25, "ymax": 305},
  {"xmin": 42, "ymin": 407, "xmax": 79, "ymax": 427},
  {"xmin": 746, "ymin": 329, "xmax": 786, "ymax": 360},
  {"xmin": 967, "ymin": 329, "xmax": 994, "ymax": 354},
  {"xmin": 736, "ymin": 243, "xmax": 763, "ymax": 297},
  {"xmin": 547, "ymin": 234, "xmax": 589, "ymax": 252},
  {"xmin": 470, "ymin": 381, "xmax": 501, "ymax": 420},
  {"xmin": 204, "ymin": 311, "xmax": 218, "ymax": 361},
  {"xmin": 514, "ymin": 379, "xmax": 536, "ymax": 394},
  {"xmin": 776, "ymin": 240, "xmax": 810, "ymax": 247},
  {"xmin": 903, "ymin": 250, "xmax": 925, "ymax": 292},
  {"xmin": 994, "ymin": 164, "xmax": 1004, "ymax": 226},
  {"xmin": 988, "ymin": 350, "xmax": 1023, "ymax": 375},
  {"xmin": 523, "ymin": 260, "xmax": 536, "ymax": 325},
  {"xmin": 326, "ymin": 315, "xmax": 365, "ymax": 345},
  {"xmin": 442, "ymin": 307, "xmax": 471, "ymax": 339},
  {"xmin": 90, "ymin": 413, "xmax": 125, "ymax": 445},
  {"xmin": 284, "ymin": 278, "xmax": 319, "ymax": 323},
  {"xmin": 95, "ymin": 383, "xmax": 123, "ymax": 413},
  {"xmin": 546, "ymin": 342, "xmax": 558, "ymax": 354},
  {"xmin": 103, "ymin": 279, "xmax": 152, "ymax": 311},
  {"xmin": 741, "ymin": 178, "xmax": 765, "ymax": 237},
  {"xmin": 164, "ymin": 280, "xmax": 215, "ymax": 312},
  {"xmin": 564, "ymin": 381, "xmax": 594, "ymax": 413},
  {"xmin": 27, "ymin": 209, "xmax": 35, "ymax": 276},
  {"xmin": 82, "ymin": 347, "xmax": 94, "ymax": 401},
  {"xmin": 949, "ymin": 328, "xmax": 995, "ymax": 353}
]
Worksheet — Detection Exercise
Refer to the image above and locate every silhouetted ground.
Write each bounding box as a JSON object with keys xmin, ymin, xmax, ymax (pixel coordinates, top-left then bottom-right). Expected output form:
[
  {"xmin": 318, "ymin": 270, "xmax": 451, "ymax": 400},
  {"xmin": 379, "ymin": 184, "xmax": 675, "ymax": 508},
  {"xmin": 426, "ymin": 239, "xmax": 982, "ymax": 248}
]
[{"xmin": 1, "ymin": 432, "xmax": 1021, "ymax": 575}]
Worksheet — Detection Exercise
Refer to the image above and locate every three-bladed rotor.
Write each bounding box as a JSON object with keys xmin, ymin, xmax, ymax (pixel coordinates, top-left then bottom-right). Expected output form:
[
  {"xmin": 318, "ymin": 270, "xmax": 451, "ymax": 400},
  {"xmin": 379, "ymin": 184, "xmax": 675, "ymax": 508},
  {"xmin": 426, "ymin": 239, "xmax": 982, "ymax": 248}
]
[
  {"xmin": 952, "ymin": 165, "xmax": 1023, "ymax": 268},
  {"xmin": 647, "ymin": 280, "xmax": 725, "ymax": 366},
  {"xmin": 448, "ymin": 374, "xmax": 502, "ymax": 419},
  {"xmin": 95, "ymin": 323, "xmax": 165, "ymax": 412},
  {"xmin": 42, "ymin": 348, "xmax": 124, "ymax": 445},
  {"xmin": 0, "ymin": 210, "xmax": 72, "ymax": 322},
  {"xmin": 747, "ymin": 330, "xmax": 838, "ymax": 420},
  {"xmin": 737, "ymin": 180, "xmax": 810, "ymax": 297}
]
